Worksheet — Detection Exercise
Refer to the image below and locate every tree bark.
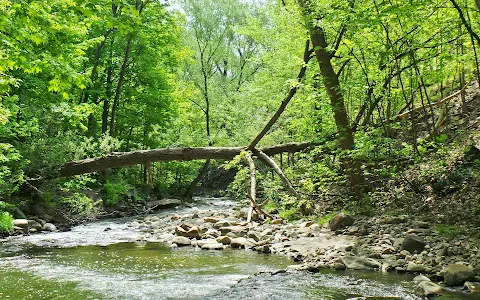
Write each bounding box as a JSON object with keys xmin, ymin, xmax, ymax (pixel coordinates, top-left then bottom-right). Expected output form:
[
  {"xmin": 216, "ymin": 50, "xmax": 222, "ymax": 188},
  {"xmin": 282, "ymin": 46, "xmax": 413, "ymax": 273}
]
[
  {"xmin": 55, "ymin": 142, "xmax": 315, "ymax": 178},
  {"xmin": 110, "ymin": 35, "xmax": 133, "ymax": 137},
  {"xmin": 244, "ymin": 152, "xmax": 257, "ymax": 222},
  {"xmin": 298, "ymin": 0, "xmax": 363, "ymax": 186},
  {"xmin": 254, "ymin": 149, "xmax": 301, "ymax": 200}
]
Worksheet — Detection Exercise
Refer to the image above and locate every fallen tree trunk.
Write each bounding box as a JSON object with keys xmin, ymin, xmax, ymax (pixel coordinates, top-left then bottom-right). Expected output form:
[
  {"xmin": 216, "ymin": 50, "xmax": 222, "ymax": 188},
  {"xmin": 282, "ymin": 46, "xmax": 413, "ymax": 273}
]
[
  {"xmin": 254, "ymin": 149, "xmax": 301, "ymax": 200},
  {"xmin": 56, "ymin": 142, "xmax": 315, "ymax": 177},
  {"xmin": 244, "ymin": 153, "xmax": 257, "ymax": 223},
  {"xmin": 247, "ymin": 40, "xmax": 313, "ymax": 150}
]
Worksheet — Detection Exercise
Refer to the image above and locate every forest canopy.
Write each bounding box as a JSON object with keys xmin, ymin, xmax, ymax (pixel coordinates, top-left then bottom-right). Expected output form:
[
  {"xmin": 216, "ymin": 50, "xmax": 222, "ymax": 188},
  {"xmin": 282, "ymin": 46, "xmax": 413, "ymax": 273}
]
[{"xmin": 1, "ymin": 0, "xmax": 480, "ymax": 227}]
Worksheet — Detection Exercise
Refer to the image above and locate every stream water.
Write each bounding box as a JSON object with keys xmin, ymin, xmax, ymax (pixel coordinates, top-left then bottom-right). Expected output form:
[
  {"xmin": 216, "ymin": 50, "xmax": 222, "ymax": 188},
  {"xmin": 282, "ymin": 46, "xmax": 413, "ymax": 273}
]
[{"xmin": 0, "ymin": 198, "xmax": 476, "ymax": 299}]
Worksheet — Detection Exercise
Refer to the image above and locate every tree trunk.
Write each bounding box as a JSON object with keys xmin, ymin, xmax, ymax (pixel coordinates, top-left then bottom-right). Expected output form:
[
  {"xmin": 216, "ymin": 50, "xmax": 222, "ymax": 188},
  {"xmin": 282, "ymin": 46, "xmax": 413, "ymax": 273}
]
[
  {"xmin": 110, "ymin": 35, "xmax": 133, "ymax": 137},
  {"xmin": 247, "ymin": 40, "xmax": 312, "ymax": 149},
  {"xmin": 244, "ymin": 153, "xmax": 257, "ymax": 223},
  {"xmin": 55, "ymin": 142, "xmax": 315, "ymax": 178},
  {"xmin": 298, "ymin": 0, "xmax": 363, "ymax": 186},
  {"xmin": 254, "ymin": 149, "xmax": 301, "ymax": 200},
  {"xmin": 183, "ymin": 159, "xmax": 211, "ymax": 200}
]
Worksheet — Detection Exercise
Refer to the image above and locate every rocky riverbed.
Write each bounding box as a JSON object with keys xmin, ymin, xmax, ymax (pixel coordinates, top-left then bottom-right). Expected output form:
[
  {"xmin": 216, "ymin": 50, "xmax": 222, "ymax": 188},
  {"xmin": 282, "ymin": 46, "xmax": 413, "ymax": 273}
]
[
  {"xmin": 5, "ymin": 198, "xmax": 480, "ymax": 298},
  {"xmin": 120, "ymin": 201, "xmax": 480, "ymax": 298}
]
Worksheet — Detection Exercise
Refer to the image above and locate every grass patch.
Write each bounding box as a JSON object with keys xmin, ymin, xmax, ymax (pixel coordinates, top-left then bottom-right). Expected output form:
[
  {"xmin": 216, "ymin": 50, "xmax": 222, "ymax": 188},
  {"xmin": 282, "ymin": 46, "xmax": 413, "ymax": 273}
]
[
  {"xmin": 435, "ymin": 224, "xmax": 466, "ymax": 237},
  {"xmin": 279, "ymin": 208, "xmax": 301, "ymax": 221},
  {"xmin": 317, "ymin": 212, "xmax": 338, "ymax": 225}
]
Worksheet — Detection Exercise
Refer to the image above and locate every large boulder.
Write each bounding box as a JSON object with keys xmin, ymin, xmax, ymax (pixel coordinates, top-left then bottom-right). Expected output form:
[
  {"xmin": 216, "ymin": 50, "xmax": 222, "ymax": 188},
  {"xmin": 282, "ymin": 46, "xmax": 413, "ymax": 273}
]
[
  {"xmin": 175, "ymin": 223, "xmax": 200, "ymax": 238},
  {"xmin": 12, "ymin": 219, "xmax": 29, "ymax": 234},
  {"xmin": 340, "ymin": 256, "xmax": 381, "ymax": 270},
  {"xmin": 171, "ymin": 236, "xmax": 191, "ymax": 246},
  {"xmin": 42, "ymin": 223, "xmax": 57, "ymax": 232},
  {"xmin": 443, "ymin": 264, "xmax": 475, "ymax": 286},
  {"xmin": 148, "ymin": 199, "xmax": 181, "ymax": 210},
  {"xmin": 328, "ymin": 213, "xmax": 354, "ymax": 231},
  {"xmin": 416, "ymin": 281, "xmax": 443, "ymax": 297},
  {"xmin": 401, "ymin": 234, "xmax": 426, "ymax": 253}
]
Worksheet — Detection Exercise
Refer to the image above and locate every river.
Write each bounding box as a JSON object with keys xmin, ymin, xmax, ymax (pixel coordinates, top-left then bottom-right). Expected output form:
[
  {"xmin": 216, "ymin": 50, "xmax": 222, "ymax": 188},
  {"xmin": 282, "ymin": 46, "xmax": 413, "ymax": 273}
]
[{"xmin": 0, "ymin": 198, "xmax": 475, "ymax": 299}]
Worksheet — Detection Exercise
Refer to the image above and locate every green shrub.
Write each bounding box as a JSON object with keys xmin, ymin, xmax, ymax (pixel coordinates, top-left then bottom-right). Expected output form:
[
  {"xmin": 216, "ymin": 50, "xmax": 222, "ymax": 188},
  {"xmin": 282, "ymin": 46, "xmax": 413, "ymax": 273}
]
[
  {"xmin": 59, "ymin": 193, "xmax": 99, "ymax": 218},
  {"xmin": 103, "ymin": 181, "xmax": 128, "ymax": 206},
  {"xmin": 279, "ymin": 207, "xmax": 300, "ymax": 221},
  {"xmin": 0, "ymin": 212, "xmax": 13, "ymax": 233}
]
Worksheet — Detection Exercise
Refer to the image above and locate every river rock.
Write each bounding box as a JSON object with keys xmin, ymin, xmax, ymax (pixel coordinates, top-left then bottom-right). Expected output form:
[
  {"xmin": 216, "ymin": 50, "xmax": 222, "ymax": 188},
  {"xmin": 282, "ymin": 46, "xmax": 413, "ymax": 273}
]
[
  {"xmin": 148, "ymin": 199, "xmax": 181, "ymax": 210},
  {"xmin": 247, "ymin": 231, "xmax": 261, "ymax": 242},
  {"xmin": 413, "ymin": 275, "xmax": 431, "ymax": 283},
  {"xmin": 382, "ymin": 262, "xmax": 394, "ymax": 273},
  {"xmin": 416, "ymin": 281, "xmax": 443, "ymax": 297},
  {"xmin": 27, "ymin": 219, "xmax": 42, "ymax": 231},
  {"xmin": 443, "ymin": 264, "xmax": 475, "ymax": 286},
  {"xmin": 464, "ymin": 281, "xmax": 480, "ymax": 293},
  {"xmin": 201, "ymin": 243, "xmax": 224, "ymax": 250},
  {"xmin": 175, "ymin": 223, "xmax": 200, "ymax": 238},
  {"xmin": 219, "ymin": 226, "xmax": 247, "ymax": 237},
  {"xmin": 474, "ymin": 265, "xmax": 480, "ymax": 276},
  {"xmin": 42, "ymin": 223, "xmax": 57, "ymax": 232},
  {"xmin": 260, "ymin": 245, "xmax": 271, "ymax": 254},
  {"xmin": 29, "ymin": 216, "xmax": 46, "ymax": 226},
  {"xmin": 171, "ymin": 236, "xmax": 191, "ymax": 246},
  {"xmin": 13, "ymin": 219, "xmax": 29, "ymax": 233},
  {"xmin": 213, "ymin": 220, "xmax": 236, "ymax": 229},
  {"xmin": 231, "ymin": 237, "xmax": 253, "ymax": 249},
  {"xmin": 202, "ymin": 228, "xmax": 220, "ymax": 238},
  {"xmin": 340, "ymin": 256, "xmax": 381, "ymax": 270},
  {"xmin": 272, "ymin": 219, "xmax": 283, "ymax": 225},
  {"xmin": 216, "ymin": 236, "xmax": 231, "ymax": 245},
  {"xmin": 300, "ymin": 221, "xmax": 315, "ymax": 227},
  {"xmin": 406, "ymin": 262, "xmax": 427, "ymax": 273},
  {"xmin": 401, "ymin": 234, "xmax": 426, "ymax": 253},
  {"xmin": 204, "ymin": 217, "xmax": 222, "ymax": 223},
  {"xmin": 328, "ymin": 213, "xmax": 354, "ymax": 231}
]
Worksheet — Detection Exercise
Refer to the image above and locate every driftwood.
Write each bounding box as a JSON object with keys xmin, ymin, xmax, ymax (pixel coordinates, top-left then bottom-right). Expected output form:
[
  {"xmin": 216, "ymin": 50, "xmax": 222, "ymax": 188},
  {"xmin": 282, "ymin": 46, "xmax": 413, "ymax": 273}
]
[
  {"xmin": 244, "ymin": 152, "xmax": 274, "ymax": 221},
  {"xmin": 244, "ymin": 152, "xmax": 257, "ymax": 223}
]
